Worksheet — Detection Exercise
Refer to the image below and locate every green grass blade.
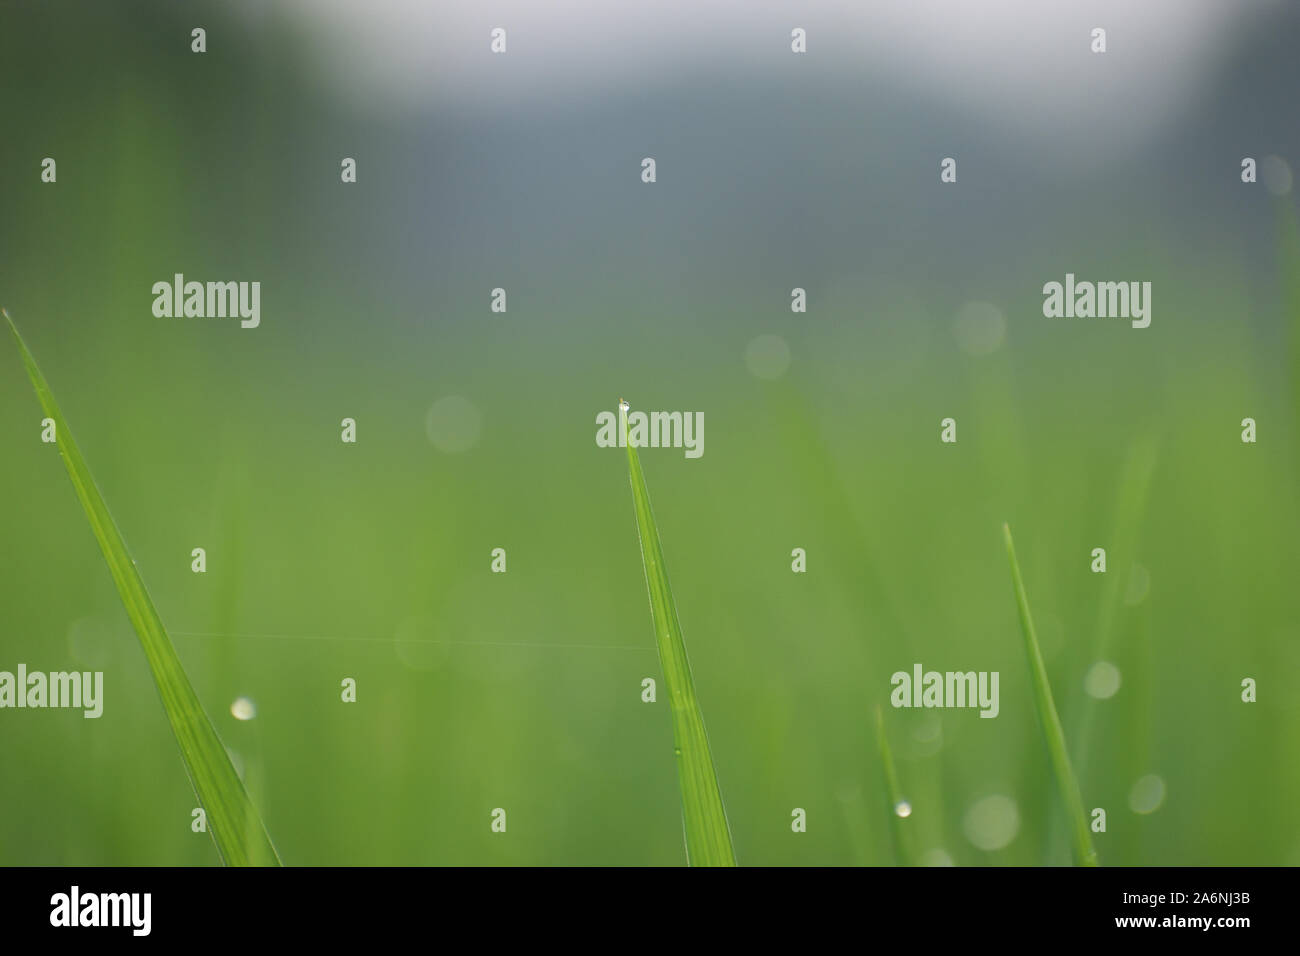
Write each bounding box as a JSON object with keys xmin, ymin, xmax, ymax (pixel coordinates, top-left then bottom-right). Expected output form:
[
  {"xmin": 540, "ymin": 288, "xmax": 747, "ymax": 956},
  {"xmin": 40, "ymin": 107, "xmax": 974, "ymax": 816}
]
[
  {"xmin": 873, "ymin": 704, "xmax": 915, "ymax": 866},
  {"xmin": 624, "ymin": 407, "xmax": 736, "ymax": 866},
  {"xmin": 4, "ymin": 309, "xmax": 280, "ymax": 866},
  {"xmin": 1002, "ymin": 522, "xmax": 1098, "ymax": 867}
]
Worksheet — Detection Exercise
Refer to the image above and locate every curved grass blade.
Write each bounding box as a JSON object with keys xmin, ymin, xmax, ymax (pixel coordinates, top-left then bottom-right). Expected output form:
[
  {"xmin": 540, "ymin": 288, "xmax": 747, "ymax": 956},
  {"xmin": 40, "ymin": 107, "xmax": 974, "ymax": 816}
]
[
  {"xmin": 1002, "ymin": 522, "xmax": 1098, "ymax": 867},
  {"xmin": 623, "ymin": 405, "xmax": 737, "ymax": 866},
  {"xmin": 4, "ymin": 309, "xmax": 280, "ymax": 866}
]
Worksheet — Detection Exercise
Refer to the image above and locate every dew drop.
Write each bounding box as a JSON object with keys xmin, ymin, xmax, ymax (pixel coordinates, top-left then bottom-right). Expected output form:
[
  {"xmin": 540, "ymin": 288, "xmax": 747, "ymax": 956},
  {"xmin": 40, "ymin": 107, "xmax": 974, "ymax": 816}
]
[
  {"xmin": 952, "ymin": 301, "xmax": 1006, "ymax": 356},
  {"xmin": 426, "ymin": 395, "xmax": 482, "ymax": 453},
  {"xmin": 1124, "ymin": 563, "xmax": 1151, "ymax": 606},
  {"xmin": 962, "ymin": 794, "xmax": 1020, "ymax": 851},
  {"xmin": 1084, "ymin": 661, "xmax": 1122, "ymax": 700},
  {"xmin": 743, "ymin": 334, "xmax": 791, "ymax": 380},
  {"xmin": 1128, "ymin": 774, "xmax": 1166, "ymax": 814}
]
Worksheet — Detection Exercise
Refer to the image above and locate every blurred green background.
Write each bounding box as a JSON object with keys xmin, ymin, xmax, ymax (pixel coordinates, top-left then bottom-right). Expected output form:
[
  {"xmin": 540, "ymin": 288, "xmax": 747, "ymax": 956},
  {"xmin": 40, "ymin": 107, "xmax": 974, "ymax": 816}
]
[{"xmin": 1, "ymin": 0, "xmax": 1298, "ymax": 865}]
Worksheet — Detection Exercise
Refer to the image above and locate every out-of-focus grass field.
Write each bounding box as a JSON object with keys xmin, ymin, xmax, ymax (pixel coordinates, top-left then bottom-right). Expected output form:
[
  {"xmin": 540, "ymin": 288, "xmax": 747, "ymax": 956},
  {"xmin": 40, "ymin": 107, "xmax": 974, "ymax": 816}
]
[{"xmin": 1, "ymin": 1, "xmax": 1297, "ymax": 865}]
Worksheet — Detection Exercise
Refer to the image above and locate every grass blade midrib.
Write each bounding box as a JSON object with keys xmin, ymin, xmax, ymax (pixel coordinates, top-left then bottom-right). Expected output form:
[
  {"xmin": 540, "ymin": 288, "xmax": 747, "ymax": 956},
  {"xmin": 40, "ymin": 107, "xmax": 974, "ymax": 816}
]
[
  {"xmin": 1002, "ymin": 522, "xmax": 1098, "ymax": 867},
  {"xmin": 625, "ymin": 409, "xmax": 737, "ymax": 866},
  {"xmin": 5, "ymin": 308, "xmax": 280, "ymax": 866}
]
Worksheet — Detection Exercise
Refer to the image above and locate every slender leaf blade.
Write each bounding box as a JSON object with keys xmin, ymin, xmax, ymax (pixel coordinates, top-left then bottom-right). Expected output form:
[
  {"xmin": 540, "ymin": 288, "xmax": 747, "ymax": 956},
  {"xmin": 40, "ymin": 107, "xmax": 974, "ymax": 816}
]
[
  {"xmin": 873, "ymin": 704, "xmax": 915, "ymax": 866},
  {"xmin": 624, "ymin": 407, "xmax": 736, "ymax": 866},
  {"xmin": 5, "ymin": 309, "xmax": 280, "ymax": 866},
  {"xmin": 1002, "ymin": 522, "xmax": 1098, "ymax": 867}
]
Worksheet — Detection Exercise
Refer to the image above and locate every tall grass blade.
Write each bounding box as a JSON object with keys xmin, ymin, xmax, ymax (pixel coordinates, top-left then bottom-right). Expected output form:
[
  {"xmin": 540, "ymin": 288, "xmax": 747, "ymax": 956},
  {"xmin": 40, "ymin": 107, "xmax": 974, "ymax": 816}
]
[
  {"xmin": 1001, "ymin": 522, "xmax": 1098, "ymax": 867},
  {"xmin": 873, "ymin": 704, "xmax": 914, "ymax": 866},
  {"xmin": 623, "ymin": 406, "xmax": 737, "ymax": 866},
  {"xmin": 4, "ymin": 309, "xmax": 280, "ymax": 866}
]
